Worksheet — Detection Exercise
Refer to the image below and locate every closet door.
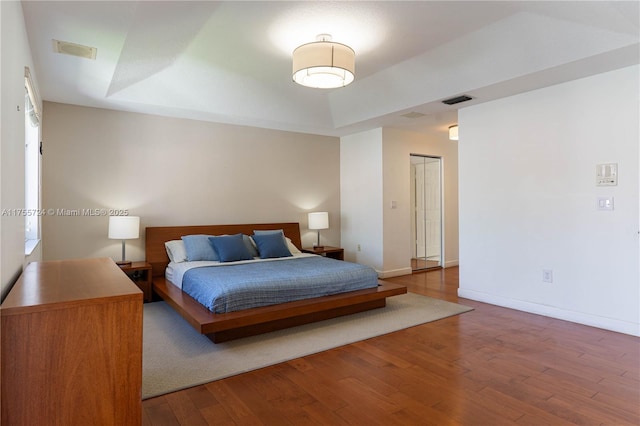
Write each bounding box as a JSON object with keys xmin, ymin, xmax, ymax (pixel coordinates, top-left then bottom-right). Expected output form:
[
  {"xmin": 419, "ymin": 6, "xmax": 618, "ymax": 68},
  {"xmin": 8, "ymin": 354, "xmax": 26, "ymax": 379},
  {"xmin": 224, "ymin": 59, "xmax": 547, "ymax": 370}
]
[{"xmin": 411, "ymin": 155, "xmax": 442, "ymax": 270}]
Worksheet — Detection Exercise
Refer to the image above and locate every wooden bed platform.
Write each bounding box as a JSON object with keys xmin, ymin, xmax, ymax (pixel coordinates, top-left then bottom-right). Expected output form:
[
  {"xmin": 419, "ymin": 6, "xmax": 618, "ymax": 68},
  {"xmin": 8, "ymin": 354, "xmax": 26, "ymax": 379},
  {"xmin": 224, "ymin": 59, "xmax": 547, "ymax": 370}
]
[{"xmin": 145, "ymin": 223, "xmax": 407, "ymax": 343}]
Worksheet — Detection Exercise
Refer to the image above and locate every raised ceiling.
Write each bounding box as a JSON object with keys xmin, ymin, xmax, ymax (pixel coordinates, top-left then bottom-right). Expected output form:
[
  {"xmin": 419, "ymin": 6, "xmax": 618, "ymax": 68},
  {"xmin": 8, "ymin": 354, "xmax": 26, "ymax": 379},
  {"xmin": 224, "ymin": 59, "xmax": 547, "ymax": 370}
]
[{"xmin": 22, "ymin": 1, "xmax": 639, "ymax": 137}]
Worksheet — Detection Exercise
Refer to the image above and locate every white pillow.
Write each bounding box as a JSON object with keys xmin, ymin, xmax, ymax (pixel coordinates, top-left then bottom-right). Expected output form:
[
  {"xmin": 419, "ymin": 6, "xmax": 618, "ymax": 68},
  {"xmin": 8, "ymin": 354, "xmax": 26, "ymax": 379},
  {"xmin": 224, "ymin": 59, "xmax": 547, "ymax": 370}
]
[
  {"xmin": 285, "ymin": 237, "xmax": 302, "ymax": 254},
  {"xmin": 165, "ymin": 239, "xmax": 188, "ymax": 263}
]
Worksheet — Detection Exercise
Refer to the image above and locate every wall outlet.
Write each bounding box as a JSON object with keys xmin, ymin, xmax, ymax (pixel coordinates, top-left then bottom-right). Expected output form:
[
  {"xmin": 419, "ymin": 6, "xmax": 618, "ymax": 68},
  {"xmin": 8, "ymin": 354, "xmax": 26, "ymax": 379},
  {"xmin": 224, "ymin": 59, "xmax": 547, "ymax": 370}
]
[
  {"xmin": 357, "ymin": 244, "xmax": 361, "ymax": 252},
  {"xmin": 542, "ymin": 269, "xmax": 553, "ymax": 283}
]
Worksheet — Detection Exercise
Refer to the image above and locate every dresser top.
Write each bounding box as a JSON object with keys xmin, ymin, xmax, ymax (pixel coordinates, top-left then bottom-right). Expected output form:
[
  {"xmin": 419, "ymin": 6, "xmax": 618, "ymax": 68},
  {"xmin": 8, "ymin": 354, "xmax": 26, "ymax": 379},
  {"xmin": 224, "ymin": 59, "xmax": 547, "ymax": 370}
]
[{"xmin": 1, "ymin": 257, "xmax": 142, "ymax": 314}]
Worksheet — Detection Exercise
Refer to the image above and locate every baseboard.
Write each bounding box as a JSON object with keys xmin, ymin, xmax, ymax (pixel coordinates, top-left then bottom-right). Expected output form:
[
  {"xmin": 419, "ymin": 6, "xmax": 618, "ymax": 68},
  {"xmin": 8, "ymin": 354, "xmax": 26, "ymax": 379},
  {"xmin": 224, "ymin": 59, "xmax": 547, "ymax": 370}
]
[
  {"xmin": 377, "ymin": 267, "xmax": 413, "ymax": 279},
  {"xmin": 443, "ymin": 259, "xmax": 459, "ymax": 268},
  {"xmin": 458, "ymin": 288, "xmax": 640, "ymax": 337}
]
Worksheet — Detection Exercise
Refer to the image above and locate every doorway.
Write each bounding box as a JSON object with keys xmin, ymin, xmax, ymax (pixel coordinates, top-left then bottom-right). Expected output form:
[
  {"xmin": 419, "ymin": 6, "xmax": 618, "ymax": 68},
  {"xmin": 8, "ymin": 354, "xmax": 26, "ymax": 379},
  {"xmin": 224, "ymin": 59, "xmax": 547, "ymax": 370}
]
[{"xmin": 410, "ymin": 155, "xmax": 442, "ymax": 271}]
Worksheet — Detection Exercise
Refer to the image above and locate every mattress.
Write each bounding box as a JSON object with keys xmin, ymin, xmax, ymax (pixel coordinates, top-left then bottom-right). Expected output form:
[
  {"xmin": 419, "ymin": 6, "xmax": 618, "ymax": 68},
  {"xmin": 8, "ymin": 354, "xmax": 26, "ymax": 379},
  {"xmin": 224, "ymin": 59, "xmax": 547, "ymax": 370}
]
[{"xmin": 169, "ymin": 254, "xmax": 379, "ymax": 314}]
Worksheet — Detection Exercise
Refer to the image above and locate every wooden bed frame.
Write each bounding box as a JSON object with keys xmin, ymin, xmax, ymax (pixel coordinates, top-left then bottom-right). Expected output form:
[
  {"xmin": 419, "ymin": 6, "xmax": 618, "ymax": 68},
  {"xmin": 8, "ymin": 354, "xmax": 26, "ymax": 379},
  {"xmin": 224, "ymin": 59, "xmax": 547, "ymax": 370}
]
[{"xmin": 145, "ymin": 223, "xmax": 407, "ymax": 343}]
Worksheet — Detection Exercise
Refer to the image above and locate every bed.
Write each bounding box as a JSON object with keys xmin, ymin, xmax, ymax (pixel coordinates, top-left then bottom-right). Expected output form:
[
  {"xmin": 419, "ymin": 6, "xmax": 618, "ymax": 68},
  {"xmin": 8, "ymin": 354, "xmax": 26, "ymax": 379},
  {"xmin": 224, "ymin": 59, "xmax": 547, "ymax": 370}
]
[{"xmin": 145, "ymin": 222, "xmax": 407, "ymax": 342}]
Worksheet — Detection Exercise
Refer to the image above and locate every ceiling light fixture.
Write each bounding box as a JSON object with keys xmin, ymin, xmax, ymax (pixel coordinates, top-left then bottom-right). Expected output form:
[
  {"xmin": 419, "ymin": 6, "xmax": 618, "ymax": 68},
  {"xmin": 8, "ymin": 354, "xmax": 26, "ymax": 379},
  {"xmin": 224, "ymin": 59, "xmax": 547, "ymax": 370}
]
[
  {"xmin": 292, "ymin": 34, "xmax": 355, "ymax": 89},
  {"xmin": 449, "ymin": 125, "xmax": 459, "ymax": 141}
]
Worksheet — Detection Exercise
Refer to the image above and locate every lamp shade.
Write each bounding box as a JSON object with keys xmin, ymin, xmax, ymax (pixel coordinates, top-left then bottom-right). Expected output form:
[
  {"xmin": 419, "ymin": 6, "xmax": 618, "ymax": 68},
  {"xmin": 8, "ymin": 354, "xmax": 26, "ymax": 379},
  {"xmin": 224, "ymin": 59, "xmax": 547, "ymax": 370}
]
[
  {"xmin": 449, "ymin": 125, "xmax": 459, "ymax": 141},
  {"xmin": 293, "ymin": 35, "xmax": 355, "ymax": 89},
  {"xmin": 108, "ymin": 216, "xmax": 140, "ymax": 240},
  {"xmin": 308, "ymin": 212, "xmax": 329, "ymax": 230}
]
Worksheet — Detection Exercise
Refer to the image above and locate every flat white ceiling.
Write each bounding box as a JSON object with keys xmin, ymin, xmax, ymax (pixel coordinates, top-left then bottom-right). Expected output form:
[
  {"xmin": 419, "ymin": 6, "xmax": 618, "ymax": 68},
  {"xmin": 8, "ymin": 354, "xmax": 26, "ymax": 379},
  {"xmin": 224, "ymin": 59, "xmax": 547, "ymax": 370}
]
[{"xmin": 22, "ymin": 1, "xmax": 639, "ymax": 137}]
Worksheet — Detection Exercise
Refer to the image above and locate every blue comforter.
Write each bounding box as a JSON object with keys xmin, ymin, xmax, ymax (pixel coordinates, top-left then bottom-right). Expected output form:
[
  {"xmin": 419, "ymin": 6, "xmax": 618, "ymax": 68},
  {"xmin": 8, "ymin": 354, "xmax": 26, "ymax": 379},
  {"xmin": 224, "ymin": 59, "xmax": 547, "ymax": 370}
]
[{"xmin": 182, "ymin": 256, "xmax": 378, "ymax": 314}]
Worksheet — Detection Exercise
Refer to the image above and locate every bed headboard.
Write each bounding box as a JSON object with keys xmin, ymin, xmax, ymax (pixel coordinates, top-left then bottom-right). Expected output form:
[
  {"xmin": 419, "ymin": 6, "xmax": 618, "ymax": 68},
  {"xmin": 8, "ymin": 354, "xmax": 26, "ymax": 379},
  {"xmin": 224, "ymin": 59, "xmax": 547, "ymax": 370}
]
[{"xmin": 145, "ymin": 222, "xmax": 302, "ymax": 277}]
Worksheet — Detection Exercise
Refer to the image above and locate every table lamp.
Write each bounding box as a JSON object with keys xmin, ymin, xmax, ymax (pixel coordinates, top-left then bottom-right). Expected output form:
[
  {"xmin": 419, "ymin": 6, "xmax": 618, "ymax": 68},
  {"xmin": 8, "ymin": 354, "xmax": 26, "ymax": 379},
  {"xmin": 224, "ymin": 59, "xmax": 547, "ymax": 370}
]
[
  {"xmin": 108, "ymin": 216, "xmax": 140, "ymax": 266},
  {"xmin": 308, "ymin": 212, "xmax": 329, "ymax": 249}
]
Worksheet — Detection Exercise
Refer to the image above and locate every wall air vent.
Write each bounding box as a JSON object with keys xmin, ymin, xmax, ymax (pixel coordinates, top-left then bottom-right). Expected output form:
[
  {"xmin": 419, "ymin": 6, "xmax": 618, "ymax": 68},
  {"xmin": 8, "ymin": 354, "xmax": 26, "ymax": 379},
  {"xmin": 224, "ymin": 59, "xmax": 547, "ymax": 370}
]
[
  {"xmin": 442, "ymin": 95, "xmax": 473, "ymax": 105},
  {"xmin": 53, "ymin": 39, "xmax": 97, "ymax": 60}
]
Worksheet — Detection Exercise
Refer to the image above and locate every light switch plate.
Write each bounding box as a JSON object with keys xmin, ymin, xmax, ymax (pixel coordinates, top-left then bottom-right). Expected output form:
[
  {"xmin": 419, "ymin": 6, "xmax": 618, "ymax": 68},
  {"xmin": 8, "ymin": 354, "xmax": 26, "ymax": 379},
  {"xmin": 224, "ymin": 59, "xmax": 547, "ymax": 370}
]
[{"xmin": 597, "ymin": 196, "xmax": 614, "ymax": 211}]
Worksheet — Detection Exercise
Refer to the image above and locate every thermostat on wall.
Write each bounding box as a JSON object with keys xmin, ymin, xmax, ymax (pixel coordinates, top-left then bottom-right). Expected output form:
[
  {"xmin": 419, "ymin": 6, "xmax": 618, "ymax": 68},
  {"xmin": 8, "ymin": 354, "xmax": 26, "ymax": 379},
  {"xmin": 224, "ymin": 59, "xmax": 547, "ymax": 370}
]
[{"xmin": 596, "ymin": 163, "xmax": 617, "ymax": 186}]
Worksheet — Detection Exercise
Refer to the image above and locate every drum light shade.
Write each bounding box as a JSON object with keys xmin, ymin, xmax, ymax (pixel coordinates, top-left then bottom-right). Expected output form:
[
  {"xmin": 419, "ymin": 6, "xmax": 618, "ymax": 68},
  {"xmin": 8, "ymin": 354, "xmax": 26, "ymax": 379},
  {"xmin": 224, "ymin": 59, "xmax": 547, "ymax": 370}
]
[
  {"xmin": 108, "ymin": 216, "xmax": 140, "ymax": 240},
  {"xmin": 293, "ymin": 35, "xmax": 355, "ymax": 89},
  {"xmin": 308, "ymin": 212, "xmax": 329, "ymax": 230}
]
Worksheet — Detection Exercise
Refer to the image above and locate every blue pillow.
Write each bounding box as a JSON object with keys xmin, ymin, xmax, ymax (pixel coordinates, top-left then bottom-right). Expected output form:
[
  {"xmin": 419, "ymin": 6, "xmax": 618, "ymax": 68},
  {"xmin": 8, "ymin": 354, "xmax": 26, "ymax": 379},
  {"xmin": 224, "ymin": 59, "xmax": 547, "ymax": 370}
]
[
  {"xmin": 252, "ymin": 233, "xmax": 292, "ymax": 259},
  {"xmin": 182, "ymin": 235, "xmax": 219, "ymax": 261},
  {"xmin": 208, "ymin": 234, "xmax": 253, "ymax": 262},
  {"xmin": 253, "ymin": 229, "xmax": 286, "ymax": 243}
]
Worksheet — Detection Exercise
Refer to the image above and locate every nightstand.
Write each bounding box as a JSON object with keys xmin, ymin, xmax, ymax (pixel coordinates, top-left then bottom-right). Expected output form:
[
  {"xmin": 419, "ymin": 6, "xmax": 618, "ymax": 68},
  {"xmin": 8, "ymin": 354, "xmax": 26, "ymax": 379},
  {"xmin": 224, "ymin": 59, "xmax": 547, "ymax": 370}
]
[
  {"xmin": 302, "ymin": 246, "xmax": 344, "ymax": 261},
  {"xmin": 119, "ymin": 261, "xmax": 152, "ymax": 302}
]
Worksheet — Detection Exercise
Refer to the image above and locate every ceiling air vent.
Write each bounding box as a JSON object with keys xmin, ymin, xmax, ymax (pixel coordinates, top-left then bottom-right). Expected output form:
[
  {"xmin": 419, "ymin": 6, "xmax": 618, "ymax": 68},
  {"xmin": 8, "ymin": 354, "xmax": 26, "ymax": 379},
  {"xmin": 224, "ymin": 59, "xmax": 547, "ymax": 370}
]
[
  {"xmin": 53, "ymin": 39, "xmax": 97, "ymax": 60},
  {"xmin": 401, "ymin": 111, "xmax": 426, "ymax": 119},
  {"xmin": 442, "ymin": 95, "xmax": 473, "ymax": 105}
]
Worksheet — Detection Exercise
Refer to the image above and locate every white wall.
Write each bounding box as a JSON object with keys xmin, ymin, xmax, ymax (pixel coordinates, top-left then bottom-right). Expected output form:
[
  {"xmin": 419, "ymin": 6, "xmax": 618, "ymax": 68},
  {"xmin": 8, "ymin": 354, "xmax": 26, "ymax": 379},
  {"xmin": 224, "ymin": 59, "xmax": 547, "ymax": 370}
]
[
  {"xmin": 0, "ymin": 1, "xmax": 42, "ymax": 299},
  {"xmin": 42, "ymin": 102, "xmax": 341, "ymax": 261},
  {"xmin": 458, "ymin": 65, "xmax": 639, "ymax": 336},
  {"xmin": 340, "ymin": 129, "xmax": 384, "ymax": 271}
]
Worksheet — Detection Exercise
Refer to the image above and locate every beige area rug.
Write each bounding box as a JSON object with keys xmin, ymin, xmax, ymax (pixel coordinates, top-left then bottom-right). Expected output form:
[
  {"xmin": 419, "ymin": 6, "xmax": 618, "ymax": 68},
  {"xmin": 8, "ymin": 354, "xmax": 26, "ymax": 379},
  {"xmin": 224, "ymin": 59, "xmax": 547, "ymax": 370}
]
[{"xmin": 142, "ymin": 293, "xmax": 473, "ymax": 399}]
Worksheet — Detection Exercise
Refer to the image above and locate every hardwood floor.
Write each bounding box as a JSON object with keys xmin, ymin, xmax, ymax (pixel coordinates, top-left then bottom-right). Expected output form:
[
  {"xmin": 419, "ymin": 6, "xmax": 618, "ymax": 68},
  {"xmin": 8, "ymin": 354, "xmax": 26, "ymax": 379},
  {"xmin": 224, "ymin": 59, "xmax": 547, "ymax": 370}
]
[{"xmin": 142, "ymin": 267, "xmax": 640, "ymax": 425}]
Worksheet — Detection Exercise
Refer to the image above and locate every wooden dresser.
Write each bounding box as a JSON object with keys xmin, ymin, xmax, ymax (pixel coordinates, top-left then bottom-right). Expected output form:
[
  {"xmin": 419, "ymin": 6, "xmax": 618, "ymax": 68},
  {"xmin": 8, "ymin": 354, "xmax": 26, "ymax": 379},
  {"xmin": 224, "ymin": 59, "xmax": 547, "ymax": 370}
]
[{"xmin": 1, "ymin": 257, "xmax": 143, "ymax": 425}]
